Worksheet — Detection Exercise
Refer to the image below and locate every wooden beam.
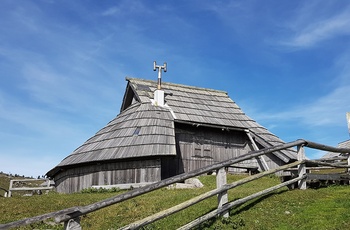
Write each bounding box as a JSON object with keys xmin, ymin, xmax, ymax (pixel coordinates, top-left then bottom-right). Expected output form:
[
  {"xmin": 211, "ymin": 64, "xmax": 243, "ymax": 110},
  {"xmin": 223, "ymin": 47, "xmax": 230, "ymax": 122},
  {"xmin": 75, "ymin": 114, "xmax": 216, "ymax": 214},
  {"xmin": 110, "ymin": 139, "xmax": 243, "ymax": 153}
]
[
  {"xmin": 307, "ymin": 174, "xmax": 350, "ymax": 181},
  {"xmin": 313, "ymin": 157, "xmax": 348, "ymax": 161},
  {"xmin": 246, "ymin": 130, "xmax": 269, "ymax": 171},
  {"xmin": 216, "ymin": 168, "xmax": 228, "ymax": 218},
  {"xmin": 9, "ymin": 186, "xmax": 54, "ymax": 191},
  {"xmin": 297, "ymin": 145, "xmax": 307, "ymax": 190},
  {"xmin": 304, "ymin": 140, "xmax": 350, "ymax": 153},
  {"xmin": 8, "ymin": 180, "xmax": 13, "ymax": 198},
  {"xmin": 305, "ymin": 160, "xmax": 350, "ymax": 168}
]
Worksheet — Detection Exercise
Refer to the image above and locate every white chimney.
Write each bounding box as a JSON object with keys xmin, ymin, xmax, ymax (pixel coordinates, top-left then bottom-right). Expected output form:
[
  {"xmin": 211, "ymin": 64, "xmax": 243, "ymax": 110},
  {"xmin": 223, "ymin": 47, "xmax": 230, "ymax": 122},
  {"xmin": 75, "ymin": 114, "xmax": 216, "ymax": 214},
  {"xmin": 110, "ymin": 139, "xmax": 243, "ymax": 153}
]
[{"xmin": 154, "ymin": 89, "xmax": 165, "ymax": 106}]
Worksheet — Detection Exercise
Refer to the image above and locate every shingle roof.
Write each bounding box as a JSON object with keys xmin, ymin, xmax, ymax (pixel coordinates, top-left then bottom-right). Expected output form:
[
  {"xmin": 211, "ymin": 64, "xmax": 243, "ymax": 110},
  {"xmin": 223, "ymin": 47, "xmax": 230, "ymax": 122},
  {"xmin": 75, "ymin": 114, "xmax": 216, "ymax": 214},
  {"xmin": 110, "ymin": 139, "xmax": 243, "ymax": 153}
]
[
  {"xmin": 52, "ymin": 102, "xmax": 176, "ymax": 169},
  {"xmin": 47, "ymin": 77, "xmax": 296, "ymax": 176},
  {"xmin": 125, "ymin": 78, "xmax": 296, "ymax": 161}
]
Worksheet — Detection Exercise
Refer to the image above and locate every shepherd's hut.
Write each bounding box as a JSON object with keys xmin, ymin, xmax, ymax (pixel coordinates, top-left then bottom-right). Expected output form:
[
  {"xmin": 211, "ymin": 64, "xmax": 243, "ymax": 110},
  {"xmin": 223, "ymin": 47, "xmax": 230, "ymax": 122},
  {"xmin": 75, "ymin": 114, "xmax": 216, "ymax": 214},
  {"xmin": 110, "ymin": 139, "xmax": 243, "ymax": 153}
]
[{"xmin": 47, "ymin": 68, "xmax": 296, "ymax": 193}]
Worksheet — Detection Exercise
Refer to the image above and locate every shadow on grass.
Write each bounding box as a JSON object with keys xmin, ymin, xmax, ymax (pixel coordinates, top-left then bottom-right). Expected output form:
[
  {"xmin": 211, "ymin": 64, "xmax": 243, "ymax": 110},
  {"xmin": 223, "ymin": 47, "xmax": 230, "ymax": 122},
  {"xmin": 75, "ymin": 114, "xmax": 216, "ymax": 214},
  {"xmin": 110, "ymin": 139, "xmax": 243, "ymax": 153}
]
[
  {"xmin": 193, "ymin": 190, "xmax": 289, "ymax": 229},
  {"xmin": 229, "ymin": 190, "xmax": 288, "ymax": 216}
]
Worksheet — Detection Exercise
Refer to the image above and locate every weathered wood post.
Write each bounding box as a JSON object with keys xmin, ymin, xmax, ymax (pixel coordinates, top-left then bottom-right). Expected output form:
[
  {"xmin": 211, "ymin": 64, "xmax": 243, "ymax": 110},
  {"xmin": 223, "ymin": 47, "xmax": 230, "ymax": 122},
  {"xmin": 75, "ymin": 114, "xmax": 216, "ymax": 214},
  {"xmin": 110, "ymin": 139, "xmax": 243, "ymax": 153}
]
[
  {"xmin": 347, "ymin": 154, "xmax": 350, "ymax": 173},
  {"xmin": 8, "ymin": 180, "xmax": 13, "ymax": 197},
  {"xmin": 64, "ymin": 217, "xmax": 82, "ymax": 230},
  {"xmin": 297, "ymin": 145, "xmax": 307, "ymax": 190},
  {"xmin": 216, "ymin": 167, "xmax": 229, "ymax": 218}
]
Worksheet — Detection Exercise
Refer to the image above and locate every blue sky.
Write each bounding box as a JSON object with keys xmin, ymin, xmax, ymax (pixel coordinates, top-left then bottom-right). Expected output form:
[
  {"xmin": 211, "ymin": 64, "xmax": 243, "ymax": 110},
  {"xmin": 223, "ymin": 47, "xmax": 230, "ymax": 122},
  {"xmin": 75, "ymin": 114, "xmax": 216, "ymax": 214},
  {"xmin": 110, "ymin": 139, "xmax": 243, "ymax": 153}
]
[{"xmin": 1, "ymin": 0, "xmax": 349, "ymax": 177}]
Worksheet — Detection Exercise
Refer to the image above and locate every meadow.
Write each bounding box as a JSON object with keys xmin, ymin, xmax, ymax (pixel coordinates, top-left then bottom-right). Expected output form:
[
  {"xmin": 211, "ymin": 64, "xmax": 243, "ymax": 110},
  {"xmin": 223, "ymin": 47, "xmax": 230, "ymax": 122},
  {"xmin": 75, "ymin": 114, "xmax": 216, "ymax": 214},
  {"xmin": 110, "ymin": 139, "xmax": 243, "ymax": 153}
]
[{"xmin": 1, "ymin": 173, "xmax": 350, "ymax": 229}]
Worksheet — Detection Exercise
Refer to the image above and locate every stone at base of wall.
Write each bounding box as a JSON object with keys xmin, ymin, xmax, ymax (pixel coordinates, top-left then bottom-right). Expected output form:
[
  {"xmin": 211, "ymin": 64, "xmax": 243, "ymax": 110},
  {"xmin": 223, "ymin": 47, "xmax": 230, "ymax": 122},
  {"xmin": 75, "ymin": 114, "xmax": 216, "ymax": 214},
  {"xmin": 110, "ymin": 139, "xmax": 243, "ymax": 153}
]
[
  {"xmin": 167, "ymin": 178, "xmax": 204, "ymax": 189},
  {"xmin": 92, "ymin": 182, "xmax": 154, "ymax": 190}
]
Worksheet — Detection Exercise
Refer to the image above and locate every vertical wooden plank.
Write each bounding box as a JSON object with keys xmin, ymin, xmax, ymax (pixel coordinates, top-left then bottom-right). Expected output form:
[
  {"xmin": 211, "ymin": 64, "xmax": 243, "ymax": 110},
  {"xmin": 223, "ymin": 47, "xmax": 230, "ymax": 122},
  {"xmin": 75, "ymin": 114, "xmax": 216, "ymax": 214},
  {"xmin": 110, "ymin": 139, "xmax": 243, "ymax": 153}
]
[
  {"xmin": 246, "ymin": 131, "xmax": 269, "ymax": 171},
  {"xmin": 216, "ymin": 167, "xmax": 229, "ymax": 218},
  {"xmin": 297, "ymin": 145, "xmax": 306, "ymax": 190},
  {"xmin": 348, "ymin": 154, "xmax": 350, "ymax": 173},
  {"xmin": 8, "ymin": 180, "xmax": 13, "ymax": 197}
]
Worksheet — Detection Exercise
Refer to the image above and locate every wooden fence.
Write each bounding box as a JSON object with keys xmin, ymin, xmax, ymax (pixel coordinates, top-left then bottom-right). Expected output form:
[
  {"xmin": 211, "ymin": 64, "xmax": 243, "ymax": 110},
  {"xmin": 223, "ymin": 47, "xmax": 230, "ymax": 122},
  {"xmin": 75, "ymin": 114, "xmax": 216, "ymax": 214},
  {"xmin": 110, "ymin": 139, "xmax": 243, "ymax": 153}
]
[
  {"xmin": 7, "ymin": 178, "xmax": 54, "ymax": 197},
  {"xmin": 1, "ymin": 139, "xmax": 349, "ymax": 230}
]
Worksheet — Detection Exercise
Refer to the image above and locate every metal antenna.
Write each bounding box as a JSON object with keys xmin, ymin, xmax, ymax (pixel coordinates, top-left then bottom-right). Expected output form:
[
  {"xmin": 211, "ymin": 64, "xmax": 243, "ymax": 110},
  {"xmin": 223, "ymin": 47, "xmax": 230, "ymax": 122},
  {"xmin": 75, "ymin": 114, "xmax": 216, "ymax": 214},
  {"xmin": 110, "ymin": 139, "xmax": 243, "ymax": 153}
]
[
  {"xmin": 153, "ymin": 61, "xmax": 167, "ymax": 90},
  {"xmin": 347, "ymin": 112, "xmax": 350, "ymax": 137}
]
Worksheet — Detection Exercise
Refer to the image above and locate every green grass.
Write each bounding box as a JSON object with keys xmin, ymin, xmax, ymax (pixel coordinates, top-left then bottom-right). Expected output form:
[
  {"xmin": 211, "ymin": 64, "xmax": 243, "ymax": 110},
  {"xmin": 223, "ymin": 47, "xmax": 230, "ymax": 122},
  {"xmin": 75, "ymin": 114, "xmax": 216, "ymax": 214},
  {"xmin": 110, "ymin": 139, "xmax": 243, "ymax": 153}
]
[
  {"xmin": 0, "ymin": 173, "xmax": 10, "ymax": 197},
  {"xmin": 1, "ymin": 174, "xmax": 350, "ymax": 229}
]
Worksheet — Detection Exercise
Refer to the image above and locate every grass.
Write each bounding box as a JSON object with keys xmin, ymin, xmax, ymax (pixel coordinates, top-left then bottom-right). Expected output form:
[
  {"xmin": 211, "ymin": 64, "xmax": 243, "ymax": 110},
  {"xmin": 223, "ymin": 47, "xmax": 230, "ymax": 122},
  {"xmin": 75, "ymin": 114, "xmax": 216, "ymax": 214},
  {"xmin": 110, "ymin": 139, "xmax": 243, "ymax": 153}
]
[{"xmin": 1, "ymin": 173, "xmax": 350, "ymax": 229}]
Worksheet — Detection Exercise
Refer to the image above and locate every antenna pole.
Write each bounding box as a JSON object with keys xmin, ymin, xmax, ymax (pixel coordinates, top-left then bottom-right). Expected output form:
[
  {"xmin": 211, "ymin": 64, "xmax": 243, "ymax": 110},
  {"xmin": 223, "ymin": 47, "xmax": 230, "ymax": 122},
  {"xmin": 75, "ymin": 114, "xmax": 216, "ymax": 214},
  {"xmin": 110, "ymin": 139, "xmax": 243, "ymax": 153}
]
[
  {"xmin": 347, "ymin": 112, "xmax": 350, "ymax": 137},
  {"xmin": 153, "ymin": 61, "xmax": 167, "ymax": 90}
]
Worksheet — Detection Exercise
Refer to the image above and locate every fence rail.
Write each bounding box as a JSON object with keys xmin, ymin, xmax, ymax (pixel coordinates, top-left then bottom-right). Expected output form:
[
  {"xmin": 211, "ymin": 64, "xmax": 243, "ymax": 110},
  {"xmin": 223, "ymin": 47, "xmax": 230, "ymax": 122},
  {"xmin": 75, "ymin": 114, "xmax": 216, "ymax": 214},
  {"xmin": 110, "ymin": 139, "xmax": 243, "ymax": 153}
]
[
  {"xmin": 7, "ymin": 178, "xmax": 54, "ymax": 197},
  {"xmin": 1, "ymin": 139, "xmax": 350, "ymax": 230}
]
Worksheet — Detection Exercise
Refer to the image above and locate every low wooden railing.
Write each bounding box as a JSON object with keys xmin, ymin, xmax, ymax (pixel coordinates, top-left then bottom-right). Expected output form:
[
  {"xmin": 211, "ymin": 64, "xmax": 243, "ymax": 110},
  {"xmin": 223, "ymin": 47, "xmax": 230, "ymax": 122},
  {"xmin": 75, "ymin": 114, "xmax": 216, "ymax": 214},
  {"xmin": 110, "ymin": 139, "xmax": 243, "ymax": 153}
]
[
  {"xmin": 7, "ymin": 178, "xmax": 54, "ymax": 197},
  {"xmin": 1, "ymin": 139, "xmax": 349, "ymax": 230}
]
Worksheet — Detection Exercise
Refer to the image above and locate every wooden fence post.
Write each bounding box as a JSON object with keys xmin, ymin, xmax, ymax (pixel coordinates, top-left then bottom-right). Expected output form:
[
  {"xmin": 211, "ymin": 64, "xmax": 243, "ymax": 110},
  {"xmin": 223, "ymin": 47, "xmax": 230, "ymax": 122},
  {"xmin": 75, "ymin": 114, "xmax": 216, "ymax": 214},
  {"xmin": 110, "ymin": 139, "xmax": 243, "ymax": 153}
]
[
  {"xmin": 297, "ymin": 145, "xmax": 307, "ymax": 190},
  {"xmin": 8, "ymin": 180, "xmax": 13, "ymax": 197},
  {"xmin": 347, "ymin": 154, "xmax": 350, "ymax": 173},
  {"xmin": 216, "ymin": 167, "xmax": 229, "ymax": 218},
  {"xmin": 64, "ymin": 217, "xmax": 81, "ymax": 230}
]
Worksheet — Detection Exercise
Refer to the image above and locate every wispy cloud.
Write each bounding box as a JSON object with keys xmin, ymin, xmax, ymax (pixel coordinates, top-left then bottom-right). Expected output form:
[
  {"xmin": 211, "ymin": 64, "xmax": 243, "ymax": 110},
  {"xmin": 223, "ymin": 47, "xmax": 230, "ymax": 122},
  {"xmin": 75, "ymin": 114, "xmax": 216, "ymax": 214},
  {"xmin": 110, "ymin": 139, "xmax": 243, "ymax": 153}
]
[
  {"xmin": 101, "ymin": 0, "xmax": 152, "ymax": 17},
  {"xmin": 269, "ymin": 85, "xmax": 349, "ymax": 126},
  {"xmin": 280, "ymin": 3, "xmax": 350, "ymax": 48}
]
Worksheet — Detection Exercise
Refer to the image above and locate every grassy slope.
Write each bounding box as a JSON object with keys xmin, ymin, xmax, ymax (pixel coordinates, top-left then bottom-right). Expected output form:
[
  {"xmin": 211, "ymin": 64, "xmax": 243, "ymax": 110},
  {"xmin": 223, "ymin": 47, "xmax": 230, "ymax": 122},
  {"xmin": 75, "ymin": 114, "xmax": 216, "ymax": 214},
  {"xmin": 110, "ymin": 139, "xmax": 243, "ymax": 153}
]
[
  {"xmin": 0, "ymin": 173, "xmax": 10, "ymax": 196},
  {"xmin": 1, "ymin": 174, "xmax": 350, "ymax": 229}
]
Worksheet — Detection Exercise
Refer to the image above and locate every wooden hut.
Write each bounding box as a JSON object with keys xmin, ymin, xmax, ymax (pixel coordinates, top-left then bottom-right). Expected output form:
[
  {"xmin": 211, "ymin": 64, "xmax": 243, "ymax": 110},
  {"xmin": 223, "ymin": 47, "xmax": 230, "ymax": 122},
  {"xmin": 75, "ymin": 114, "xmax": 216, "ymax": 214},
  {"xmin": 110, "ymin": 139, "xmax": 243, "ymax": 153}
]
[{"xmin": 47, "ymin": 77, "xmax": 296, "ymax": 193}]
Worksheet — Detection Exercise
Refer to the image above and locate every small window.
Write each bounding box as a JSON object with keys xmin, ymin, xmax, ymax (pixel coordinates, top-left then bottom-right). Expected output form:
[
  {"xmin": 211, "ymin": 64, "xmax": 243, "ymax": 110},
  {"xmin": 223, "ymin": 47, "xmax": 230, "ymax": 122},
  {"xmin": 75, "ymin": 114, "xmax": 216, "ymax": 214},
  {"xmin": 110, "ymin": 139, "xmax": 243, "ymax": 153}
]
[{"xmin": 133, "ymin": 127, "xmax": 141, "ymax": 136}]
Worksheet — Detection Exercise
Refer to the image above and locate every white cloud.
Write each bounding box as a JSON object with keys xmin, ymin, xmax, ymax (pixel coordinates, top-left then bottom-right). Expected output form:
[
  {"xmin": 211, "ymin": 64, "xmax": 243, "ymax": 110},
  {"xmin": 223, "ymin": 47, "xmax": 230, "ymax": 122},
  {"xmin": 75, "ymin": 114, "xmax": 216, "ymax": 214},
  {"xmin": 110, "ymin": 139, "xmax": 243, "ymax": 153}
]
[
  {"xmin": 280, "ymin": 3, "xmax": 350, "ymax": 48},
  {"xmin": 258, "ymin": 83, "xmax": 350, "ymax": 128},
  {"xmin": 101, "ymin": 0, "xmax": 152, "ymax": 17}
]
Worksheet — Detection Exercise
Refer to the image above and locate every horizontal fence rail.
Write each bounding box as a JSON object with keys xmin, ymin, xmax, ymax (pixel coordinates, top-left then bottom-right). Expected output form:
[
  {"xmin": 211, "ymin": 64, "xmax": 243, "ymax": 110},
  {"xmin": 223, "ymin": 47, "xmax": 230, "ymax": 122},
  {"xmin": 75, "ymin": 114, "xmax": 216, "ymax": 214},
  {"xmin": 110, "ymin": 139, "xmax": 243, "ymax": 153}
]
[{"xmin": 1, "ymin": 139, "xmax": 349, "ymax": 230}]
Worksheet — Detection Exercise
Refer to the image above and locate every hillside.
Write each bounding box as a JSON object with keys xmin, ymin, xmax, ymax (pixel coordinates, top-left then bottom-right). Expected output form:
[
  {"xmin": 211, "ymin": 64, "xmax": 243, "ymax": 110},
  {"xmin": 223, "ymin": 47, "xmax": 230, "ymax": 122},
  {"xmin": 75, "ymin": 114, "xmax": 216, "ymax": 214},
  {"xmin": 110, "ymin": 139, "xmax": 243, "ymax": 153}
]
[
  {"xmin": 0, "ymin": 172, "xmax": 18, "ymax": 197},
  {"xmin": 0, "ymin": 173, "xmax": 40, "ymax": 197},
  {"xmin": 1, "ymin": 175, "xmax": 350, "ymax": 229}
]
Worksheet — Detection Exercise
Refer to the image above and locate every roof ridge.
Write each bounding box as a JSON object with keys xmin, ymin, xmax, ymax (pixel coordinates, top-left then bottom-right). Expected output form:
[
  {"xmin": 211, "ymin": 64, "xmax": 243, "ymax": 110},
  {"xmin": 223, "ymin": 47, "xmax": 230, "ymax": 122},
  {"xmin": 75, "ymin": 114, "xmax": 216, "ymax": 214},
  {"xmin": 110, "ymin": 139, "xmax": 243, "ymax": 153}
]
[{"xmin": 125, "ymin": 77, "xmax": 228, "ymax": 94}]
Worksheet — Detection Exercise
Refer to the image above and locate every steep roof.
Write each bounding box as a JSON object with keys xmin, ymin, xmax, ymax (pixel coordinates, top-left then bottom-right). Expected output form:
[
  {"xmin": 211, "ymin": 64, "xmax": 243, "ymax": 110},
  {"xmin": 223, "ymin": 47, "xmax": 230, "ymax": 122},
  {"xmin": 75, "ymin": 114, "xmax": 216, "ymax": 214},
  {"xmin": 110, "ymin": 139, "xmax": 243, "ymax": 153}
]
[
  {"xmin": 47, "ymin": 77, "xmax": 295, "ymax": 176},
  {"xmin": 47, "ymin": 102, "xmax": 176, "ymax": 176},
  {"xmin": 124, "ymin": 78, "xmax": 295, "ymax": 161}
]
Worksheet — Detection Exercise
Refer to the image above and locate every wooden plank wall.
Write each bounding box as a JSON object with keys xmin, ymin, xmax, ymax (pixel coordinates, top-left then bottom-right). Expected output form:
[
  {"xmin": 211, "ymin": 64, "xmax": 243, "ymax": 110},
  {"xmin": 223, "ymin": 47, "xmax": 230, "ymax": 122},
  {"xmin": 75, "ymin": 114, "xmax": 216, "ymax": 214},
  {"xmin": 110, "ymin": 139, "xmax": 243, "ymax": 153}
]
[
  {"xmin": 174, "ymin": 124, "xmax": 285, "ymax": 174},
  {"xmin": 54, "ymin": 159, "xmax": 161, "ymax": 193}
]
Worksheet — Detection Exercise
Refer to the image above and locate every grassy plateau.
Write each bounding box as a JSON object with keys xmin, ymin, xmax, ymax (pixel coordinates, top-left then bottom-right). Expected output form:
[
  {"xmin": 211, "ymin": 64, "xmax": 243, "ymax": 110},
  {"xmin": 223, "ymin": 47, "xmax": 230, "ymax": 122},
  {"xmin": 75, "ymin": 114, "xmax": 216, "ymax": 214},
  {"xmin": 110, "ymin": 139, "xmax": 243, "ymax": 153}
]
[{"xmin": 1, "ymin": 173, "xmax": 350, "ymax": 229}]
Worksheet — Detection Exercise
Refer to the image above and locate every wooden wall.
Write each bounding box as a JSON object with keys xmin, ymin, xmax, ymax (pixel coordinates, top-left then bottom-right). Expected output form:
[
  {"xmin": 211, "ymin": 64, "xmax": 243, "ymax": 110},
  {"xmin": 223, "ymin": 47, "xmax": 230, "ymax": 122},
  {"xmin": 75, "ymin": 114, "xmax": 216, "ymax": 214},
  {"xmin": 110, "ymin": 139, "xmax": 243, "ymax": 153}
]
[
  {"xmin": 174, "ymin": 124, "xmax": 285, "ymax": 174},
  {"xmin": 54, "ymin": 159, "xmax": 161, "ymax": 193}
]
